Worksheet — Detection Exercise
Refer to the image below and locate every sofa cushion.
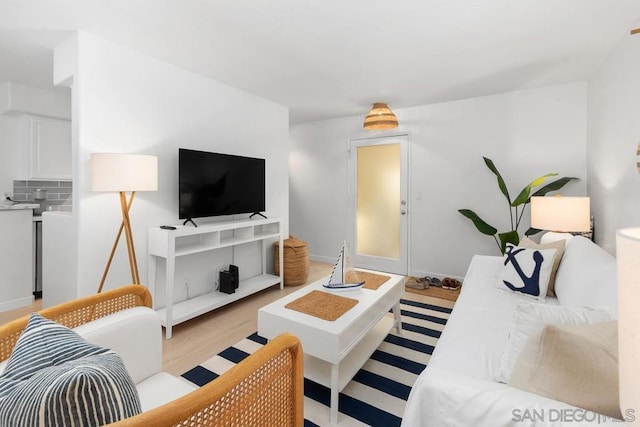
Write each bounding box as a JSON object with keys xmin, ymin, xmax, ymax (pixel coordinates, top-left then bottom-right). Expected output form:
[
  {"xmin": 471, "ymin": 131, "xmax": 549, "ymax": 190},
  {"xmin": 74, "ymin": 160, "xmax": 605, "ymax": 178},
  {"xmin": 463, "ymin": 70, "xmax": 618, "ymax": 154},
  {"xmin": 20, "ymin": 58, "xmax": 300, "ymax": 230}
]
[
  {"xmin": 508, "ymin": 321, "xmax": 620, "ymax": 419},
  {"xmin": 553, "ymin": 236, "xmax": 617, "ymax": 315},
  {"xmin": 0, "ymin": 313, "xmax": 142, "ymax": 426},
  {"xmin": 518, "ymin": 237, "xmax": 565, "ymax": 297},
  {"xmin": 496, "ymin": 244, "xmax": 557, "ymax": 300},
  {"xmin": 427, "ymin": 255, "xmax": 530, "ymax": 382},
  {"xmin": 496, "ymin": 301, "xmax": 612, "ymax": 383}
]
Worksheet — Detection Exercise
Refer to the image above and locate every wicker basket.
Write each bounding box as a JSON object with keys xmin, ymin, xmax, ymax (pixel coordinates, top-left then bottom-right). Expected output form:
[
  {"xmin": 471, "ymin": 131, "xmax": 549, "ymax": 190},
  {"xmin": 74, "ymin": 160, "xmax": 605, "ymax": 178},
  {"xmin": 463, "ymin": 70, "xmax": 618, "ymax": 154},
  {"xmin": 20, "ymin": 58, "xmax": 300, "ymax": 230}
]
[{"xmin": 274, "ymin": 235, "xmax": 309, "ymax": 286}]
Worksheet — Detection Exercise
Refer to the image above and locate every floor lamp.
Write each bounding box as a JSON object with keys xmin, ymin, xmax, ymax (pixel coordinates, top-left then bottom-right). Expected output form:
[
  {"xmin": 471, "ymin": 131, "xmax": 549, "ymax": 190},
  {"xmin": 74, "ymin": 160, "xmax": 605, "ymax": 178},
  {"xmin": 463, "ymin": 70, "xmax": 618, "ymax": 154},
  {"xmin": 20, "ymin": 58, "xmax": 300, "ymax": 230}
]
[{"xmin": 91, "ymin": 153, "xmax": 158, "ymax": 293}]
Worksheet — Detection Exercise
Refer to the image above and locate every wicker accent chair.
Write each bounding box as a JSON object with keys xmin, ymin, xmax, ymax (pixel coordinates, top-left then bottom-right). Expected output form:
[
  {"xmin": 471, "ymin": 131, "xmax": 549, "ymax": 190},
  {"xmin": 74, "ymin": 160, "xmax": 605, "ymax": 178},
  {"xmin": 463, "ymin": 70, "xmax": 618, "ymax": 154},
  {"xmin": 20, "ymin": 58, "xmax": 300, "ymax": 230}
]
[{"xmin": 0, "ymin": 285, "xmax": 304, "ymax": 427}]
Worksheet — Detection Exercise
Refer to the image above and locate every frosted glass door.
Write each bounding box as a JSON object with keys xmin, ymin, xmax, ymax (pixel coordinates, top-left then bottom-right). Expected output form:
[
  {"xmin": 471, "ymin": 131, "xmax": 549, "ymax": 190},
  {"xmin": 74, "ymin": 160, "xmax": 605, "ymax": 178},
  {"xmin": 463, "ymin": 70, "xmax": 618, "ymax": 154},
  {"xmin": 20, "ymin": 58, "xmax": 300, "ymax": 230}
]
[
  {"xmin": 357, "ymin": 144, "xmax": 401, "ymax": 258},
  {"xmin": 349, "ymin": 136, "xmax": 408, "ymax": 275}
]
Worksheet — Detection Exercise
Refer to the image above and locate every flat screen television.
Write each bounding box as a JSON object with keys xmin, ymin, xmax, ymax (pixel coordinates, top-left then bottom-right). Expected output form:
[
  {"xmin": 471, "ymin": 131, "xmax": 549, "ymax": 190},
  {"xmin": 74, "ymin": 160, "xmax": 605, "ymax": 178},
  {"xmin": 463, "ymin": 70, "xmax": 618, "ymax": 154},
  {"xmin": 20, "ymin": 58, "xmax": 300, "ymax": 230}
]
[{"xmin": 179, "ymin": 148, "xmax": 265, "ymax": 222}]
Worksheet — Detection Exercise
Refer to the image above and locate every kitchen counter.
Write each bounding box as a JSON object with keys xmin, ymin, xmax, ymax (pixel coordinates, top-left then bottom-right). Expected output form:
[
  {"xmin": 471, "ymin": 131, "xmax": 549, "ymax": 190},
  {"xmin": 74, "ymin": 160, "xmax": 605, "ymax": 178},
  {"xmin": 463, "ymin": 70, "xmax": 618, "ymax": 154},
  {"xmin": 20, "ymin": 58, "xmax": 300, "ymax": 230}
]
[{"xmin": 0, "ymin": 203, "xmax": 39, "ymax": 211}]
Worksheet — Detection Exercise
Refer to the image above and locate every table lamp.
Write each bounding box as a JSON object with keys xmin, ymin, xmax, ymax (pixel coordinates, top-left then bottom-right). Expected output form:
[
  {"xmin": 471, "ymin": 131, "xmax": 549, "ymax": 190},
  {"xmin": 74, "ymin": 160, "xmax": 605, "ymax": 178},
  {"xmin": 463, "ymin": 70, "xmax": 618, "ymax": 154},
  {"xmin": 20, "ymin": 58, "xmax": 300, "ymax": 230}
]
[
  {"xmin": 530, "ymin": 196, "xmax": 590, "ymax": 244},
  {"xmin": 91, "ymin": 153, "xmax": 158, "ymax": 292},
  {"xmin": 616, "ymin": 228, "xmax": 640, "ymax": 423}
]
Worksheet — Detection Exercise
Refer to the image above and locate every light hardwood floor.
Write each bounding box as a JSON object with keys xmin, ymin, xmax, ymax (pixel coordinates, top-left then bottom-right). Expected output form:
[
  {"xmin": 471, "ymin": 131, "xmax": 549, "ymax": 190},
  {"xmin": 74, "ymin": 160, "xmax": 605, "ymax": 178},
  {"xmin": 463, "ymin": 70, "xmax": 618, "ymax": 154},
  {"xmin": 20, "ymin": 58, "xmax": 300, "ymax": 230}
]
[
  {"xmin": 0, "ymin": 261, "xmax": 453, "ymax": 377},
  {"xmin": 0, "ymin": 261, "xmax": 334, "ymax": 376},
  {"xmin": 161, "ymin": 260, "xmax": 334, "ymax": 375}
]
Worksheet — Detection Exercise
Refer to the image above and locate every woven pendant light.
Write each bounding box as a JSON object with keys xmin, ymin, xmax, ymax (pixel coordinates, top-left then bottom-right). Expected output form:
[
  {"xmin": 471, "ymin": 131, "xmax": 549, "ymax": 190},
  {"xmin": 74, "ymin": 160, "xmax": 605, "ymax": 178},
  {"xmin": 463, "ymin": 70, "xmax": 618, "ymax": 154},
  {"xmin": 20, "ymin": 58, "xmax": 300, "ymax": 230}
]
[{"xmin": 363, "ymin": 102, "xmax": 398, "ymax": 130}]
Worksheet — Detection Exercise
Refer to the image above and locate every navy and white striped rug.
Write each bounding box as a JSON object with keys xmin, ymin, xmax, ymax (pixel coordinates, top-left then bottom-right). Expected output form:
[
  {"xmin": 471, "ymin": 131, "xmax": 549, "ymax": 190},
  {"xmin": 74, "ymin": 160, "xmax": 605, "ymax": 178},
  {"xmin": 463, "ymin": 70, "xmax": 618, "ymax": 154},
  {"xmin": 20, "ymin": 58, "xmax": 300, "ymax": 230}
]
[{"xmin": 181, "ymin": 292, "xmax": 453, "ymax": 426}]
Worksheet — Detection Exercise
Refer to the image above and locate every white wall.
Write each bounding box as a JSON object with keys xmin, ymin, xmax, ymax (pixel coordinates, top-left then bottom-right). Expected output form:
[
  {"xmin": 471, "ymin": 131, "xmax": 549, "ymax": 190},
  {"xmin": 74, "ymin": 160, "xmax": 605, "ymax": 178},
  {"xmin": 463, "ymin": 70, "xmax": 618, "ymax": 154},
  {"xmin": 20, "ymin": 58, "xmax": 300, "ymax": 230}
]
[
  {"xmin": 289, "ymin": 116, "xmax": 358, "ymax": 262},
  {"xmin": 290, "ymin": 82, "xmax": 588, "ymax": 278},
  {"xmin": 51, "ymin": 32, "xmax": 289, "ymax": 301},
  {"xmin": 587, "ymin": 30, "xmax": 640, "ymax": 254}
]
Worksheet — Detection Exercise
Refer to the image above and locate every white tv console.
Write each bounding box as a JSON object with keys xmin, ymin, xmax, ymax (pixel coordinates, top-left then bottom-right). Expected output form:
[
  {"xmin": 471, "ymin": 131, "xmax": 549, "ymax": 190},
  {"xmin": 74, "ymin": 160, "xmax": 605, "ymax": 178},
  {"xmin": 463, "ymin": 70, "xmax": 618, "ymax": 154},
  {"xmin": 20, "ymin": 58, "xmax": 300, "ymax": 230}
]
[{"xmin": 147, "ymin": 217, "xmax": 283, "ymax": 339}]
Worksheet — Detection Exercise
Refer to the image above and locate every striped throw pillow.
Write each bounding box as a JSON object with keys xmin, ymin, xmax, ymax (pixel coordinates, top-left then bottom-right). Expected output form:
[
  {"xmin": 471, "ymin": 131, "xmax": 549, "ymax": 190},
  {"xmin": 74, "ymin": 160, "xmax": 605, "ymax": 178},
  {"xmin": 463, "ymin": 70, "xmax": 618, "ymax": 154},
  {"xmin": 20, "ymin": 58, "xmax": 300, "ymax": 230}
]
[{"xmin": 0, "ymin": 313, "xmax": 141, "ymax": 426}]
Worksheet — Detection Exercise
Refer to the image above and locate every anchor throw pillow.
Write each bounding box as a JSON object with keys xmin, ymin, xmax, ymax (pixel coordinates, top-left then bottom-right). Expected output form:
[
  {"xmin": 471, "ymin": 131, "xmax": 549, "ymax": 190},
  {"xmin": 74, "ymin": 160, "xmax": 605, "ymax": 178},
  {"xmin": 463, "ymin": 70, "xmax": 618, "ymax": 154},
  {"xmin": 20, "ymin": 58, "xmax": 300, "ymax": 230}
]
[{"xmin": 496, "ymin": 243, "xmax": 558, "ymax": 300}]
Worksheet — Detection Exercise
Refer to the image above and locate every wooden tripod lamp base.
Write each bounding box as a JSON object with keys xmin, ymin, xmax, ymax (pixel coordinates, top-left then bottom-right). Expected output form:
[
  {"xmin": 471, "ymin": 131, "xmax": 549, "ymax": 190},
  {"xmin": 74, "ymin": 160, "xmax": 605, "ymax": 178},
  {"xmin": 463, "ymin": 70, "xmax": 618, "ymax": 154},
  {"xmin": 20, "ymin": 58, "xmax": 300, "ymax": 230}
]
[{"xmin": 91, "ymin": 154, "xmax": 158, "ymax": 293}]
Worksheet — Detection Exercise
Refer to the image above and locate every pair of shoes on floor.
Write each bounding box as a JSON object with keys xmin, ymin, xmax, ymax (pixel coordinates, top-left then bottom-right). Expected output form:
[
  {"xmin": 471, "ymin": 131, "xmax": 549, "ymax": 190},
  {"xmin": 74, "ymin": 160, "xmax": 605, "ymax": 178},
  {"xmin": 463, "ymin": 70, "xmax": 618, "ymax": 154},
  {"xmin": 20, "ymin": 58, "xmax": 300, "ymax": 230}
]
[
  {"xmin": 406, "ymin": 281, "xmax": 427, "ymax": 290},
  {"xmin": 418, "ymin": 276, "xmax": 441, "ymax": 287},
  {"xmin": 407, "ymin": 277, "xmax": 429, "ymax": 290},
  {"xmin": 442, "ymin": 277, "xmax": 461, "ymax": 290}
]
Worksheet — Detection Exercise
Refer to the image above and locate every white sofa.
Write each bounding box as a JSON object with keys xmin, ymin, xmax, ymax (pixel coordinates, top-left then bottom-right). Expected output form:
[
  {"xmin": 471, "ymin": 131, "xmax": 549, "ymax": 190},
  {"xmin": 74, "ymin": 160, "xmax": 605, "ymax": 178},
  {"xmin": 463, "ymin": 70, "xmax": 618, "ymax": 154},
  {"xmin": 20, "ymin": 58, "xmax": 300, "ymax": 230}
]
[{"xmin": 402, "ymin": 236, "xmax": 620, "ymax": 427}]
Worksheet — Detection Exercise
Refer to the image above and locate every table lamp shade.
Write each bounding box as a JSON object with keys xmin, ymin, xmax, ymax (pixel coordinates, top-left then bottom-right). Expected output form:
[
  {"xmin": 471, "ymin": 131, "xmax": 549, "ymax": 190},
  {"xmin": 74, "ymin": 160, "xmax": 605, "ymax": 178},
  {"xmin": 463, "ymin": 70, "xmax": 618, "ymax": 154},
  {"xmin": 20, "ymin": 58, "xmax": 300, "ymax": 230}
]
[
  {"xmin": 616, "ymin": 228, "xmax": 640, "ymax": 421},
  {"xmin": 530, "ymin": 196, "xmax": 590, "ymax": 232},
  {"xmin": 91, "ymin": 153, "xmax": 158, "ymax": 192}
]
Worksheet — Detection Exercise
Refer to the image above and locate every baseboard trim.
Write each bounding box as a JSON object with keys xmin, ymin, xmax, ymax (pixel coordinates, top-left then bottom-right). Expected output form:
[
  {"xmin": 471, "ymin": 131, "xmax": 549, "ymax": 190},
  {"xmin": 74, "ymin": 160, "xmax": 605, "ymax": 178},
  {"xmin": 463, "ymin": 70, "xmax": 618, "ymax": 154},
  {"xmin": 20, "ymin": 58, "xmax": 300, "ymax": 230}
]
[
  {"xmin": 408, "ymin": 270, "xmax": 464, "ymax": 283},
  {"xmin": 309, "ymin": 254, "xmax": 335, "ymax": 264},
  {"xmin": 311, "ymin": 255, "xmax": 463, "ymax": 282},
  {"xmin": 0, "ymin": 295, "xmax": 35, "ymax": 313}
]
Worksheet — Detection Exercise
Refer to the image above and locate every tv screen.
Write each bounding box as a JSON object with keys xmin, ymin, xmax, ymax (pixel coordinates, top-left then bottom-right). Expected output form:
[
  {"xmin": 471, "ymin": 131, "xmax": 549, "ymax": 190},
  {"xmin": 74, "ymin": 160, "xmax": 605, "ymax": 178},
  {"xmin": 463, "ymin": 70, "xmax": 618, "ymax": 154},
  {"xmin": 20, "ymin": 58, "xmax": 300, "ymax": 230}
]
[{"xmin": 179, "ymin": 148, "xmax": 265, "ymax": 220}]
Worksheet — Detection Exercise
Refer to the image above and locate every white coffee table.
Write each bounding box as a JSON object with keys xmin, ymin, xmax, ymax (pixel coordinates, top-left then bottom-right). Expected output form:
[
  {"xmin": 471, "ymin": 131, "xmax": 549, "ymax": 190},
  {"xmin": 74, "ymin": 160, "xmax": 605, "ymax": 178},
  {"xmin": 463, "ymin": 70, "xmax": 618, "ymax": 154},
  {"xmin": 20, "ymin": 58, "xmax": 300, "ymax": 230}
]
[{"xmin": 258, "ymin": 270, "xmax": 404, "ymax": 425}]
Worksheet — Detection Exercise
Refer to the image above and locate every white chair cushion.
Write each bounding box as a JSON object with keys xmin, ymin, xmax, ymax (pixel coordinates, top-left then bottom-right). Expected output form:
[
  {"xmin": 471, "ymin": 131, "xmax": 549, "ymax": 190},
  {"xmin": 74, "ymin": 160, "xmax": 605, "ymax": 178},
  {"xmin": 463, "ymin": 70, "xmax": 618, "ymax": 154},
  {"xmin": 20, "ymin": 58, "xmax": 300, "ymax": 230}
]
[
  {"xmin": 73, "ymin": 306, "xmax": 163, "ymax": 385},
  {"xmin": 136, "ymin": 372, "xmax": 198, "ymax": 412}
]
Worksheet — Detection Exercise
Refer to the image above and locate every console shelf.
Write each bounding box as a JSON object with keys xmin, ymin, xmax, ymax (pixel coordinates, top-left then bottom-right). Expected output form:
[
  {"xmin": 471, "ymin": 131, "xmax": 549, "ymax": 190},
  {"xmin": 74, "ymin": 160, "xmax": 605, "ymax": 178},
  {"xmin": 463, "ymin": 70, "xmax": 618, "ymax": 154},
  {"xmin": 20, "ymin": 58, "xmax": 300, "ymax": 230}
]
[{"xmin": 148, "ymin": 217, "xmax": 283, "ymax": 338}]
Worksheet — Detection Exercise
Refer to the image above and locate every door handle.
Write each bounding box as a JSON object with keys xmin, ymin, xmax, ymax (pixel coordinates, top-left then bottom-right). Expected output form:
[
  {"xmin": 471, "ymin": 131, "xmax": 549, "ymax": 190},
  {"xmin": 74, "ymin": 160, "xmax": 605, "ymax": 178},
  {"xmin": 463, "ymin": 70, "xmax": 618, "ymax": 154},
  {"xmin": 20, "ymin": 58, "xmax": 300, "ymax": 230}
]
[{"xmin": 401, "ymin": 210, "xmax": 407, "ymax": 215}]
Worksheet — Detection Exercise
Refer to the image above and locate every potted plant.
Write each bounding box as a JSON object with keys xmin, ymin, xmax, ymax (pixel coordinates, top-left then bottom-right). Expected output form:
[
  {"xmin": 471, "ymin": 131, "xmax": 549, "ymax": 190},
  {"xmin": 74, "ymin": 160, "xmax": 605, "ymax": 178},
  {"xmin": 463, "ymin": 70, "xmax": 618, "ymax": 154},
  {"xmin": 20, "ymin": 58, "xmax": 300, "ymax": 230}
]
[{"xmin": 458, "ymin": 157, "xmax": 577, "ymax": 253}]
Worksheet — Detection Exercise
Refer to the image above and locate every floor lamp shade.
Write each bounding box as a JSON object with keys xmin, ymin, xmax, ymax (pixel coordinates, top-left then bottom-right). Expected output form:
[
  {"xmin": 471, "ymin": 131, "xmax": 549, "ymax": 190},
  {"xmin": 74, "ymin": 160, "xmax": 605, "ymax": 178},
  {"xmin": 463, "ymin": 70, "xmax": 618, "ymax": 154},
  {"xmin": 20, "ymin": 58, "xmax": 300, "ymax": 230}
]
[
  {"xmin": 91, "ymin": 154, "xmax": 158, "ymax": 192},
  {"xmin": 91, "ymin": 153, "xmax": 158, "ymax": 292},
  {"xmin": 616, "ymin": 228, "xmax": 640, "ymax": 422}
]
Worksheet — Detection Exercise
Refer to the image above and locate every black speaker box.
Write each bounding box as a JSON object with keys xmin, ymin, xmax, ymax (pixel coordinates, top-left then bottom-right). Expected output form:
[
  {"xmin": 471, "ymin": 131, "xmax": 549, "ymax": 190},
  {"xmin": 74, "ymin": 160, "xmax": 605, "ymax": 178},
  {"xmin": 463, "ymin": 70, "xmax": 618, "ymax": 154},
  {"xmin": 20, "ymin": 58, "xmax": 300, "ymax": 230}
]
[
  {"xmin": 229, "ymin": 264, "xmax": 239, "ymax": 289},
  {"xmin": 219, "ymin": 270, "xmax": 235, "ymax": 294}
]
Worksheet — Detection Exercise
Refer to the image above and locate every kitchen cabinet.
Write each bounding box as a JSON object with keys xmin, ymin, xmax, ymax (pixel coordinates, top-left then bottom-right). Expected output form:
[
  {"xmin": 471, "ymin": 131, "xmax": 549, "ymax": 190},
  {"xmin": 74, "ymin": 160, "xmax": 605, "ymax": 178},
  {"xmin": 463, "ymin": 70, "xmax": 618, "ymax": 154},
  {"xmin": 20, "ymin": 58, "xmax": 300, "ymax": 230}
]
[{"xmin": 29, "ymin": 116, "xmax": 71, "ymax": 180}]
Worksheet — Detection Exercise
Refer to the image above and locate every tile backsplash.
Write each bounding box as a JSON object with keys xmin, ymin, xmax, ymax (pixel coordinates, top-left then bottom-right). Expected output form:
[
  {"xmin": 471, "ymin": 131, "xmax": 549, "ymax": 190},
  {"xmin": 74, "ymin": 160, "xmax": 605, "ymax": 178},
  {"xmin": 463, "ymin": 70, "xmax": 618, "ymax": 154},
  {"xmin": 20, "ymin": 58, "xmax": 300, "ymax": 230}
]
[{"xmin": 12, "ymin": 180, "xmax": 72, "ymax": 215}]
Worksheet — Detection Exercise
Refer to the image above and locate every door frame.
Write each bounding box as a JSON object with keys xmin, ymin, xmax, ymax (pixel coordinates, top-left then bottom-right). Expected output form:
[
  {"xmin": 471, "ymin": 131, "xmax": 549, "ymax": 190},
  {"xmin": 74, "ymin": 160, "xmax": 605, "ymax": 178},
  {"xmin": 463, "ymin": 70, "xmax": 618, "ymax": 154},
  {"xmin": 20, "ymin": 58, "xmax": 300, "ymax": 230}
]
[{"xmin": 347, "ymin": 133, "xmax": 410, "ymax": 275}]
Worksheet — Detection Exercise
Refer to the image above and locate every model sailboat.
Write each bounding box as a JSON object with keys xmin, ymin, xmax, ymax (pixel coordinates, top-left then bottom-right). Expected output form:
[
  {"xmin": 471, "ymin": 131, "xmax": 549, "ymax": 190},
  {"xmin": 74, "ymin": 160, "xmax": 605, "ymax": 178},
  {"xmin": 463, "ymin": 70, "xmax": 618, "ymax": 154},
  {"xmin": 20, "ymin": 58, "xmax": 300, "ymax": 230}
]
[{"xmin": 323, "ymin": 241, "xmax": 365, "ymax": 291}]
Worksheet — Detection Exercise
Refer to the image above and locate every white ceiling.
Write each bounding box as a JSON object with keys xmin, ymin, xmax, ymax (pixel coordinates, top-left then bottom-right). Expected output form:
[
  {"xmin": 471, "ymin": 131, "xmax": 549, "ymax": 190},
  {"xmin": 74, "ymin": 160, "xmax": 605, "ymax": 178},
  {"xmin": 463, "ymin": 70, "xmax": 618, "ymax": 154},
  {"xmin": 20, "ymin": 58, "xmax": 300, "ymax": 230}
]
[{"xmin": 1, "ymin": 0, "xmax": 640, "ymax": 124}]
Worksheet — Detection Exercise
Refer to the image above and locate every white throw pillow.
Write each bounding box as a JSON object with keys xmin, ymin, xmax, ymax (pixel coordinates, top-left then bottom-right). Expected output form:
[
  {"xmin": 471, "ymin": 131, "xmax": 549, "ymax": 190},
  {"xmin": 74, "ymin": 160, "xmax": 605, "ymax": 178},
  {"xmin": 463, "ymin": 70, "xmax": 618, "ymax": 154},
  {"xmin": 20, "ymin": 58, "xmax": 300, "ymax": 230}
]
[
  {"xmin": 496, "ymin": 244, "xmax": 557, "ymax": 300},
  {"xmin": 553, "ymin": 236, "xmax": 617, "ymax": 315},
  {"xmin": 495, "ymin": 301, "xmax": 613, "ymax": 383}
]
